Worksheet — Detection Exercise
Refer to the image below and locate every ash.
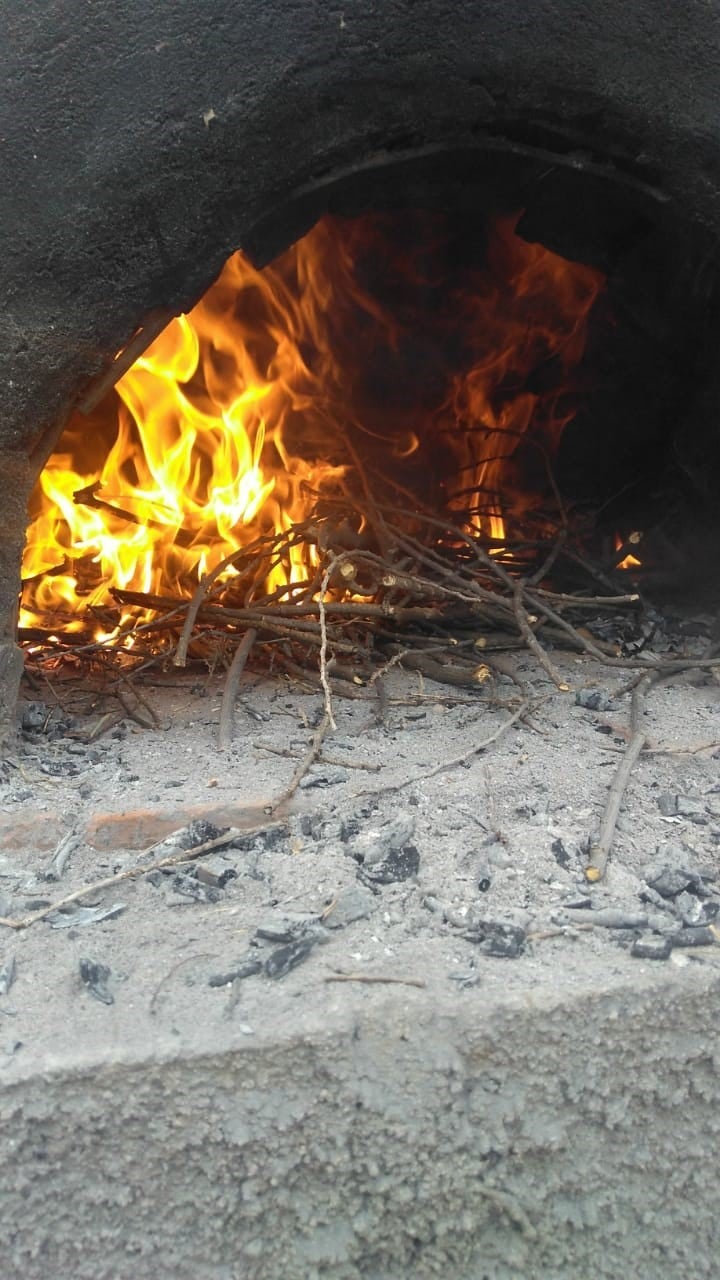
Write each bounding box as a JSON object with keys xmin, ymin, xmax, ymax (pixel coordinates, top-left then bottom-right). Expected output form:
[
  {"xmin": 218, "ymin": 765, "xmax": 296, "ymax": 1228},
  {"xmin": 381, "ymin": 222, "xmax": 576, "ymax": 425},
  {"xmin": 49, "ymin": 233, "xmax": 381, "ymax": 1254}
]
[{"xmin": 0, "ymin": 651, "xmax": 719, "ymax": 1074}]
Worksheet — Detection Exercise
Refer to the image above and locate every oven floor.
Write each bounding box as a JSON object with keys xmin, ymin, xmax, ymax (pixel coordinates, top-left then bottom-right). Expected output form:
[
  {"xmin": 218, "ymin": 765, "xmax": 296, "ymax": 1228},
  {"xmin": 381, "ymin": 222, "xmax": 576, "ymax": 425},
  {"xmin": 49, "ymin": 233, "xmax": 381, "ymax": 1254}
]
[{"xmin": 1, "ymin": 651, "xmax": 718, "ymax": 1069}]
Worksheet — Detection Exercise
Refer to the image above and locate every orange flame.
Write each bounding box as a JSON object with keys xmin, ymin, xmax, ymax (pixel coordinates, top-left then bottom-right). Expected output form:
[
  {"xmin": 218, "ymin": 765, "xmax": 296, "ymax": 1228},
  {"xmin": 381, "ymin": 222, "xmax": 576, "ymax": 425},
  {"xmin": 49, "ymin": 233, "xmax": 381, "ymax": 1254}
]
[{"xmin": 20, "ymin": 212, "xmax": 604, "ymax": 640}]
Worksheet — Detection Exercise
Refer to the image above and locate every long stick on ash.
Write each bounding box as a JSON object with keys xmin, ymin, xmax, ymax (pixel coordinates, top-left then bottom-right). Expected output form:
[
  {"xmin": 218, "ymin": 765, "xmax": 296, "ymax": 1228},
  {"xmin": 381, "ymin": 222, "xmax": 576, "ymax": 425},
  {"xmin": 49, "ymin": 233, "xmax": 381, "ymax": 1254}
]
[
  {"xmin": 585, "ymin": 672, "xmax": 655, "ymax": 882},
  {"xmin": 218, "ymin": 627, "xmax": 258, "ymax": 750}
]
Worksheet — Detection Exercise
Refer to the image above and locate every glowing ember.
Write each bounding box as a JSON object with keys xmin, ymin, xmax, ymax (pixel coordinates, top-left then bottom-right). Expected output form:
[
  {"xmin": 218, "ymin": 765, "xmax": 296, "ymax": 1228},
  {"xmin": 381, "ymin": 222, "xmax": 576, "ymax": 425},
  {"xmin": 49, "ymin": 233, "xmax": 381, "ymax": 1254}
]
[{"xmin": 20, "ymin": 212, "xmax": 604, "ymax": 641}]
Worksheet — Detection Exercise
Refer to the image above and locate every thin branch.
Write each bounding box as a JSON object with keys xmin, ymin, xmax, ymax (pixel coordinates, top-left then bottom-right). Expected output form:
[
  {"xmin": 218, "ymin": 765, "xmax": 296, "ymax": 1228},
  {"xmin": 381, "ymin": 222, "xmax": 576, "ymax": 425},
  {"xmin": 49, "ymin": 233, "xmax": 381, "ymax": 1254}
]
[
  {"xmin": 0, "ymin": 822, "xmax": 284, "ymax": 931},
  {"xmin": 218, "ymin": 628, "xmax": 258, "ymax": 750}
]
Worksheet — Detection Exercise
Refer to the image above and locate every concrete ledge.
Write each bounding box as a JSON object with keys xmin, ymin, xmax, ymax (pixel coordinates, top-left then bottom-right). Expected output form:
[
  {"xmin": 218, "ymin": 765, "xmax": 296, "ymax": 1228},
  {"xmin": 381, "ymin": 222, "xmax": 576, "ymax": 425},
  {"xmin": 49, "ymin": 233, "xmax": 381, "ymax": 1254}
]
[{"xmin": 1, "ymin": 965, "xmax": 718, "ymax": 1279}]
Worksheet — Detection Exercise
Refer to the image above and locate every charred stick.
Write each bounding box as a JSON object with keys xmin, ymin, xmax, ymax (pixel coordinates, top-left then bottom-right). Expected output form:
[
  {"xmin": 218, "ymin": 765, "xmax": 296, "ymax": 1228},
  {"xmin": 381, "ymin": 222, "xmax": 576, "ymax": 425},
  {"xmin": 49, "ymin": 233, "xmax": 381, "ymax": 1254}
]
[
  {"xmin": 257, "ymin": 743, "xmax": 381, "ymax": 772},
  {"xmin": 278, "ymin": 655, "xmax": 371, "ymax": 700},
  {"xmin": 114, "ymin": 689, "xmax": 157, "ymax": 730},
  {"xmin": 355, "ymin": 698, "xmax": 531, "ymax": 798},
  {"xmin": 585, "ymin": 672, "xmax": 656, "ymax": 882},
  {"xmin": 512, "ymin": 584, "xmax": 570, "ymax": 690},
  {"xmin": 270, "ymin": 710, "xmax": 331, "ymax": 812},
  {"xmin": 0, "ymin": 821, "xmax": 285, "ymax": 931},
  {"xmin": 173, "ymin": 525, "xmax": 315, "ymax": 667},
  {"xmin": 584, "ymin": 731, "xmax": 646, "ymax": 882},
  {"xmin": 324, "ymin": 973, "xmax": 426, "ymax": 988},
  {"xmin": 398, "ymin": 651, "xmax": 490, "ymax": 690},
  {"xmin": 218, "ymin": 627, "xmax": 258, "ymax": 751}
]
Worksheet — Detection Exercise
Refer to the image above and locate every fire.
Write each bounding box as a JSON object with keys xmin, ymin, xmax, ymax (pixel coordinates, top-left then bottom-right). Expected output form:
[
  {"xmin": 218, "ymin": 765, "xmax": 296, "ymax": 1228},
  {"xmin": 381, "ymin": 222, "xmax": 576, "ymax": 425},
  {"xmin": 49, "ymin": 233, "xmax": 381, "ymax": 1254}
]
[{"xmin": 20, "ymin": 212, "xmax": 604, "ymax": 642}]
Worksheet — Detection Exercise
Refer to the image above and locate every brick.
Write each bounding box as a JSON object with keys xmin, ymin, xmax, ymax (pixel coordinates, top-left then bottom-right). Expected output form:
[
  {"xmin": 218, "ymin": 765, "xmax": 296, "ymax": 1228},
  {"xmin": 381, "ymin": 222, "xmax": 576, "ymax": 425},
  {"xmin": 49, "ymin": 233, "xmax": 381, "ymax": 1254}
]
[
  {"xmin": 83, "ymin": 801, "xmax": 273, "ymax": 851},
  {"xmin": 0, "ymin": 811, "xmax": 66, "ymax": 854}
]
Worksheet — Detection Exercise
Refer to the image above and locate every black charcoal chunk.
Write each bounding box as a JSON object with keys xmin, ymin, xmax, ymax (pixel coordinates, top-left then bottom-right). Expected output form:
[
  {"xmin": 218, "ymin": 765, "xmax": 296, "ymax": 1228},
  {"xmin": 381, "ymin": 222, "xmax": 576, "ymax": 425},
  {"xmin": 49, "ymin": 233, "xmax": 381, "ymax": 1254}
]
[
  {"xmin": 657, "ymin": 793, "xmax": 679, "ymax": 817},
  {"xmin": 299, "ymin": 768, "xmax": 349, "ymax": 790},
  {"xmin": 79, "ymin": 958, "xmax": 114, "ymax": 1005},
  {"xmin": 675, "ymin": 796, "xmax": 707, "ymax": 820},
  {"xmin": 195, "ymin": 863, "xmax": 238, "ymax": 889},
  {"xmin": 254, "ymin": 913, "xmax": 325, "ymax": 943},
  {"xmin": 464, "ymin": 920, "xmax": 526, "ymax": 958},
  {"xmin": 631, "ymin": 935, "xmax": 672, "ymax": 961},
  {"xmin": 264, "ymin": 938, "xmax": 317, "ymax": 979},
  {"xmin": 21, "ymin": 701, "xmax": 48, "ymax": 731},
  {"xmin": 179, "ymin": 819, "xmax": 225, "ymax": 847},
  {"xmin": 208, "ymin": 954, "xmax": 263, "ymax": 986},
  {"xmin": 671, "ymin": 927, "xmax": 719, "ymax": 948},
  {"xmin": 644, "ymin": 863, "xmax": 705, "ymax": 899},
  {"xmin": 575, "ymin": 688, "xmax": 612, "ymax": 711},
  {"xmin": 171, "ymin": 872, "xmax": 223, "ymax": 903},
  {"xmin": 551, "ymin": 837, "xmax": 572, "ymax": 870},
  {"xmin": 350, "ymin": 813, "xmax": 416, "ymax": 865},
  {"xmin": 231, "ymin": 823, "xmax": 289, "ymax": 852},
  {"xmin": 47, "ymin": 902, "xmax": 126, "ymax": 929},
  {"xmin": 360, "ymin": 844, "xmax": 420, "ymax": 885}
]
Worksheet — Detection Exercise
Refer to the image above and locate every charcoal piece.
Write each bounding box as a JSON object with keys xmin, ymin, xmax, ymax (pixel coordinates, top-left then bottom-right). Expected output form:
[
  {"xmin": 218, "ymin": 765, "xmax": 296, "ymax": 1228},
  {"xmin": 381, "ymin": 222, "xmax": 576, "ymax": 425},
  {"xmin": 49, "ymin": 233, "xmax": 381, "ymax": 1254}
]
[
  {"xmin": 464, "ymin": 920, "xmax": 526, "ymax": 958},
  {"xmin": 254, "ymin": 913, "xmax": 325, "ymax": 943},
  {"xmin": 359, "ymin": 844, "xmax": 420, "ymax": 885},
  {"xmin": 79, "ymin": 958, "xmax": 114, "ymax": 1005},
  {"xmin": 323, "ymin": 885, "xmax": 376, "ymax": 929},
  {"xmin": 631, "ymin": 935, "xmax": 673, "ymax": 961},
  {"xmin": 47, "ymin": 902, "xmax": 126, "ymax": 929},
  {"xmin": 551, "ymin": 838, "xmax": 571, "ymax": 870},
  {"xmin": 575, "ymin": 688, "xmax": 612, "ymax": 711},
  {"xmin": 350, "ymin": 813, "xmax": 416, "ymax": 866},
  {"xmin": 208, "ymin": 954, "xmax": 263, "ymax": 987},
  {"xmin": 564, "ymin": 907, "xmax": 649, "ymax": 929},
  {"xmin": 21, "ymin": 701, "xmax": 47, "ymax": 731},
  {"xmin": 0, "ymin": 956, "xmax": 16, "ymax": 997},
  {"xmin": 677, "ymin": 896, "xmax": 719, "ymax": 927},
  {"xmin": 563, "ymin": 896, "xmax": 592, "ymax": 910},
  {"xmin": 657, "ymin": 793, "xmax": 679, "ymax": 817},
  {"xmin": 644, "ymin": 864, "xmax": 704, "ymax": 899},
  {"xmin": 230, "ymin": 823, "xmax": 289, "ymax": 853},
  {"xmin": 195, "ymin": 864, "xmax": 238, "ymax": 889},
  {"xmin": 671, "ymin": 927, "xmax": 719, "ymax": 948},
  {"xmin": 171, "ymin": 873, "xmax": 222, "ymax": 903},
  {"xmin": 300, "ymin": 813, "xmax": 323, "ymax": 839},
  {"xmin": 298, "ymin": 768, "xmax": 349, "ymax": 790},
  {"xmin": 264, "ymin": 938, "xmax": 317, "ymax": 979},
  {"xmin": 180, "ymin": 819, "xmax": 225, "ymax": 848},
  {"xmin": 675, "ymin": 796, "xmax": 707, "ymax": 819}
]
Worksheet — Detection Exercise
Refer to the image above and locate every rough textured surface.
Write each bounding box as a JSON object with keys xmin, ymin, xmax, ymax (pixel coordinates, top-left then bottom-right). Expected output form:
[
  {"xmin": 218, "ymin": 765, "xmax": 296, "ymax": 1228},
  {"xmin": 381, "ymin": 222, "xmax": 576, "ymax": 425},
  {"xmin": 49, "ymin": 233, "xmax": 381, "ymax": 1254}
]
[
  {"xmin": 1, "ymin": 969, "xmax": 719, "ymax": 1280},
  {"xmin": 1, "ymin": 658, "xmax": 720, "ymax": 1276}
]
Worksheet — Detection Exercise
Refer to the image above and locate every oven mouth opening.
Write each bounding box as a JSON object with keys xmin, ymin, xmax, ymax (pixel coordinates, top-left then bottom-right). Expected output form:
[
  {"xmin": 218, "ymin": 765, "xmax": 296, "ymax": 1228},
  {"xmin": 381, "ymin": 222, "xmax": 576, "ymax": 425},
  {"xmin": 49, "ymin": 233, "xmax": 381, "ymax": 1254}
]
[{"xmin": 19, "ymin": 151, "xmax": 720, "ymax": 680}]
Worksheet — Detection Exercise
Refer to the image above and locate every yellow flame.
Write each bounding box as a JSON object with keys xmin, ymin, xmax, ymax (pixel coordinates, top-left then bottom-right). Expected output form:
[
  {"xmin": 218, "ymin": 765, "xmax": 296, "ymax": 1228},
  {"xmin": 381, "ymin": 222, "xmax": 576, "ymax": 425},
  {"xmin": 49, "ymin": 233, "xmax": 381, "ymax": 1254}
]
[{"xmin": 21, "ymin": 212, "xmax": 605, "ymax": 640}]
